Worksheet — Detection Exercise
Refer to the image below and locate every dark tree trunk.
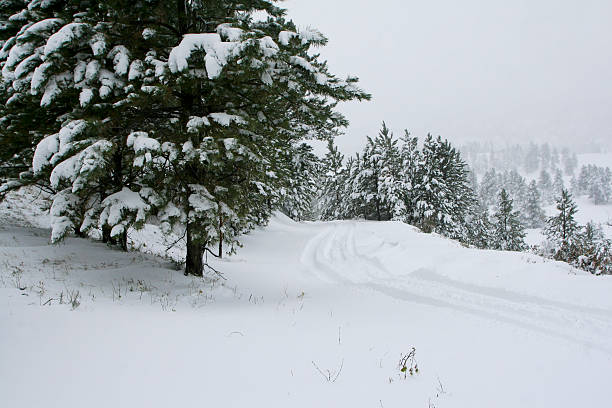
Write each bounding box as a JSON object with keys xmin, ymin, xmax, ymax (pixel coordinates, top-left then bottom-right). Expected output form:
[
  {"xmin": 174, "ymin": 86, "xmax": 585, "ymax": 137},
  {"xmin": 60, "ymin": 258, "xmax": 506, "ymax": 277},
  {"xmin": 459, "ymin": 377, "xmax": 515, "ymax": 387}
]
[
  {"xmin": 218, "ymin": 214, "xmax": 223, "ymax": 259},
  {"xmin": 185, "ymin": 223, "xmax": 204, "ymax": 277},
  {"xmin": 119, "ymin": 230, "xmax": 128, "ymax": 252},
  {"xmin": 177, "ymin": 0, "xmax": 187, "ymax": 35},
  {"xmin": 102, "ymin": 224, "xmax": 115, "ymax": 244}
]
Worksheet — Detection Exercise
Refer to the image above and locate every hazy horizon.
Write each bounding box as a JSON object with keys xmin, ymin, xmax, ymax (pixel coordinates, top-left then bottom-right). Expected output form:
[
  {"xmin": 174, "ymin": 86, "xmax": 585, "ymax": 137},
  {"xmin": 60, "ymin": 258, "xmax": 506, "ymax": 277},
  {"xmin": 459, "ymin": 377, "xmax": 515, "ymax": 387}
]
[{"xmin": 283, "ymin": 0, "xmax": 612, "ymax": 155}]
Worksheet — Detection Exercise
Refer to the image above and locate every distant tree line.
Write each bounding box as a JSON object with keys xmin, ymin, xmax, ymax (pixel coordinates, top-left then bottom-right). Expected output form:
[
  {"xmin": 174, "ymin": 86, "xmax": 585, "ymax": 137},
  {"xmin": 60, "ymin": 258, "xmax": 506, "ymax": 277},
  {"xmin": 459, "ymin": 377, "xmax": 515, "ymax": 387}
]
[
  {"xmin": 310, "ymin": 123, "xmax": 612, "ymax": 275},
  {"xmin": 316, "ymin": 123, "xmax": 527, "ymax": 252},
  {"xmin": 461, "ymin": 142, "xmax": 579, "ymax": 177}
]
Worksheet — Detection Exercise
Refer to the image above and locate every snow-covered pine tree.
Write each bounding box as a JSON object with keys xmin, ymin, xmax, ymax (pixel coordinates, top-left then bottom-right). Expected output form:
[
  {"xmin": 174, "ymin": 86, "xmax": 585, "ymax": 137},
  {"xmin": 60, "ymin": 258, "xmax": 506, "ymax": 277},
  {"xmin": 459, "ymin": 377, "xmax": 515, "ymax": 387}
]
[
  {"xmin": 411, "ymin": 135, "xmax": 474, "ymax": 236},
  {"xmin": 502, "ymin": 170, "xmax": 527, "ymax": 209},
  {"xmin": 372, "ymin": 122, "xmax": 405, "ymax": 220},
  {"xmin": 538, "ymin": 169, "xmax": 553, "ymax": 204},
  {"xmin": 492, "ymin": 189, "xmax": 526, "ymax": 251},
  {"xmin": 411, "ymin": 134, "xmax": 452, "ymax": 232},
  {"xmin": 577, "ymin": 223, "xmax": 612, "ymax": 275},
  {"xmin": 544, "ymin": 189, "xmax": 580, "ymax": 262},
  {"xmin": 552, "ymin": 167, "xmax": 564, "ymax": 196},
  {"xmin": 343, "ymin": 155, "xmax": 362, "ymax": 219},
  {"xmin": 522, "ymin": 180, "xmax": 546, "ymax": 228},
  {"xmin": 569, "ymin": 175, "xmax": 579, "ymax": 195},
  {"xmin": 440, "ymin": 141, "xmax": 475, "ymax": 240},
  {"xmin": 319, "ymin": 140, "xmax": 346, "ymax": 220},
  {"xmin": 278, "ymin": 143, "xmax": 320, "ymax": 221},
  {"xmin": 347, "ymin": 123, "xmax": 403, "ymax": 221},
  {"xmin": 465, "ymin": 201, "xmax": 493, "ymax": 249},
  {"xmin": 561, "ymin": 147, "xmax": 577, "ymax": 176},
  {"xmin": 478, "ymin": 168, "xmax": 501, "ymax": 207},
  {"xmin": 575, "ymin": 165, "xmax": 589, "ymax": 196},
  {"xmin": 0, "ymin": 0, "xmax": 67, "ymax": 186},
  {"xmin": 1, "ymin": 0, "xmax": 370, "ymax": 275},
  {"xmin": 350, "ymin": 139, "xmax": 379, "ymax": 220},
  {"xmin": 587, "ymin": 167, "xmax": 611, "ymax": 205},
  {"xmin": 0, "ymin": 0, "xmax": 160, "ymax": 247},
  {"xmin": 398, "ymin": 129, "xmax": 419, "ymax": 220},
  {"xmin": 108, "ymin": 0, "xmax": 370, "ymax": 276}
]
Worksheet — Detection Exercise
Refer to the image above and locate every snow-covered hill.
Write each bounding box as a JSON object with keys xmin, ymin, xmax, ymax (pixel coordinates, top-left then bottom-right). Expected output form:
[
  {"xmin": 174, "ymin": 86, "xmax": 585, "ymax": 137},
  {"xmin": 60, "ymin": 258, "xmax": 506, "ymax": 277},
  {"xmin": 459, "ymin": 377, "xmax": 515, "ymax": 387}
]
[{"xmin": 1, "ymin": 208, "xmax": 612, "ymax": 407}]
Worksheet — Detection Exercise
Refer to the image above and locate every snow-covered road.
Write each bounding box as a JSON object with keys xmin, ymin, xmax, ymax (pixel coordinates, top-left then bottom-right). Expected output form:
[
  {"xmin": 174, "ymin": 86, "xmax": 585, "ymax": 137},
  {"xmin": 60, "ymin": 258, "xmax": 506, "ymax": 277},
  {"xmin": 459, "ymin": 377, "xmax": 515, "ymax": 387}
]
[{"xmin": 301, "ymin": 222, "xmax": 612, "ymax": 354}]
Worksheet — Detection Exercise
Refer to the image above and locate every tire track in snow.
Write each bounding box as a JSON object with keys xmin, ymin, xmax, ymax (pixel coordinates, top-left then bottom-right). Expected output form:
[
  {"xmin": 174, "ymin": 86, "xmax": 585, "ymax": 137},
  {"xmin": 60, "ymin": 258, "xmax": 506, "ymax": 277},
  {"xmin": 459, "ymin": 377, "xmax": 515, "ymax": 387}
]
[{"xmin": 301, "ymin": 222, "xmax": 612, "ymax": 354}]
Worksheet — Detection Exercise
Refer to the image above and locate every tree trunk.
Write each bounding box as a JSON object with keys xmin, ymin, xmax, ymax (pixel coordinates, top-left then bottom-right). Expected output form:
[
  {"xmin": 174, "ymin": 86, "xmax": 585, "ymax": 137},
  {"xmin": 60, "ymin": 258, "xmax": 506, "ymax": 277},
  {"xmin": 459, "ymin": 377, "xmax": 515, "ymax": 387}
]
[
  {"xmin": 102, "ymin": 224, "xmax": 115, "ymax": 244},
  {"xmin": 119, "ymin": 230, "xmax": 128, "ymax": 252},
  {"xmin": 218, "ymin": 214, "xmax": 223, "ymax": 259},
  {"xmin": 185, "ymin": 223, "xmax": 204, "ymax": 277},
  {"xmin": 177, "ymin": 0, "xmax": 187, "ymax": 35}
]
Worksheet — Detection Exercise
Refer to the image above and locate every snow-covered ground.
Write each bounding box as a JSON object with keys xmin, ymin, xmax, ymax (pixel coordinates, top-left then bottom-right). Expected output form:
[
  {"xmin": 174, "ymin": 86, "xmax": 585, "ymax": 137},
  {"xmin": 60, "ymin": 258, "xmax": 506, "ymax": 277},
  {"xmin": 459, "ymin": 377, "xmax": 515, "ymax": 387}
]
[{"xmin": 2, "ymin": 191, "xmax": 612, "ymax": 408}]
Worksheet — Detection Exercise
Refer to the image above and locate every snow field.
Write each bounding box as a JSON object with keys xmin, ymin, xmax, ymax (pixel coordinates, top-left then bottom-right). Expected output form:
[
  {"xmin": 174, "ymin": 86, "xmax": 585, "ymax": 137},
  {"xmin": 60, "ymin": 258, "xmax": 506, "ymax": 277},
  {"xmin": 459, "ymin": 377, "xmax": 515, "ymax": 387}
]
[{"xmin": 1, "ymin": 208, "xmax": 612, "ymax": 407}]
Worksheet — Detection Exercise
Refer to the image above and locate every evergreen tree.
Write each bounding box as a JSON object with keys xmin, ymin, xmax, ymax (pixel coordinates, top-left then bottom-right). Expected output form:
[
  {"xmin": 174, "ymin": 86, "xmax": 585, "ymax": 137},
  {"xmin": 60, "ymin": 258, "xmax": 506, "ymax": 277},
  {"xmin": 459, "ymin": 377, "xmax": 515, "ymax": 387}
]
[
  {"xmin": 398, "ymin": 129, "xmax": 419, "ymax": 218},
  {"xmin": 561, "ymin": 148, "xmax": 577, "ymax": 176},
  {"xmin": 351, "ymin": 137, "xmax": 382, "ymax": 220},
  {"xmin": 411, "ymin": 134, "xmax": 452, "ymax": 232},
  {"xmin": 319, "ymin": 140, "xmax": 346, "ymax": 221},
  {"xmin": 343, "ymin": 155, "xmax": 362, "ymax": 218},
  {"xmin": 1, "ymin": 0, "xmax": 370, "ymax": 276},
  {"xmin": 538, "ymin": 169, "xmax": 553, "ymax": 204},
  {"xmin": 492, "ymin": 189, "xmax": 526, "ymax": 251},
  {"xmin": 544, "ymin": 189, "xmax": 580, "ymax": 262},
  {"xmin": 411, "ymin": 135, "xmax": 474, "ymax": 236},
  {"xmin": 576, "ymin": 165, "xmax": 590, "ymax": 196},
  {"xmin": 345, "ymin": 123, "xmax": 404, "ymax": 221},
  {"xmin": 588, "ymin": 167, "xmax": 611, "ymax": 205},
  {"xmin": 465, "ymin": 202, "xmax": 493, "ymax": 249},
  {"xmin": 279, "ymin": 143, "xmax": 320, "ymax": 221},
  {"xmin": 552, "ymin": 168, "xmax": 564, "ymax": 196},
  {"xmin": 502, "ymin": 170, "xmax": 527, "ymax": 208},
  {"xmin": 0, "ymin": 0, "xmax": 144, "ymax": 246},
  {"xmin": 522, "ymin": 180, "xmax": 546, "ymax": 228},
  {"xmin": 372, "ymin": 122, "xmax": 405, "ymax": 220},
  {"xmin": 580, "ymin": 224, "xmax": 612, "ymax": 275},
  {"xmin": 479, "ymin": 168, "xmax": 501, "ymax": 207}
]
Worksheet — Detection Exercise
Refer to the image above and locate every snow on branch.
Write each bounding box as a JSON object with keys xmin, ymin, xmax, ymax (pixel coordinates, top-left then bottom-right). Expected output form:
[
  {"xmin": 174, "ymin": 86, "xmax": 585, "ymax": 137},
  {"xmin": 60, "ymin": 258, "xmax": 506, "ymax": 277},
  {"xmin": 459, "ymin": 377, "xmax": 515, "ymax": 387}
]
[
  {"xmin": 168, "ymin": 33, "xmax": 240, "ymax": 78},
  {"xmin": 99, "ymin": 188, "xmax": 150, "ymax": 238},
  {"xmin": 43, "ymin": 22, "xmax": 90, "ymax": 57},
  {"xmin": 208, "ymin": 113, "xmax": 246, "ymax": 127}
]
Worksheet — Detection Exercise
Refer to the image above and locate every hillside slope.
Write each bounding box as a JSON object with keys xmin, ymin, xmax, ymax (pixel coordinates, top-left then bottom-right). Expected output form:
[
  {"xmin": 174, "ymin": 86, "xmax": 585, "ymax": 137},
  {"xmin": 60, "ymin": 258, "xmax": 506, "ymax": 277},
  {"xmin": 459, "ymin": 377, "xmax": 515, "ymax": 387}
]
[{"xmin": 1, "ymin": 211, "xmax": 612, "ymax": 408}]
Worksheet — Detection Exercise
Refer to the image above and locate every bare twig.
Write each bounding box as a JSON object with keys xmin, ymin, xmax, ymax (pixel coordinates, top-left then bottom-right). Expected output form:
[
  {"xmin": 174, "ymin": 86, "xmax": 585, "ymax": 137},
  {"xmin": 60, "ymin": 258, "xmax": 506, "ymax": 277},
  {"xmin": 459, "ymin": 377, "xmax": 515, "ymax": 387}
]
[
  {"xmin": 203, "ymin": 262, "xmax": 227, "ymax": 280},
  {"xmin": 312, "ymin": 359, "xmax": 344, "ymax": 383},
  {"xmin": 164, "ymin": 228, "xmax": 187, "ymax": 252}
]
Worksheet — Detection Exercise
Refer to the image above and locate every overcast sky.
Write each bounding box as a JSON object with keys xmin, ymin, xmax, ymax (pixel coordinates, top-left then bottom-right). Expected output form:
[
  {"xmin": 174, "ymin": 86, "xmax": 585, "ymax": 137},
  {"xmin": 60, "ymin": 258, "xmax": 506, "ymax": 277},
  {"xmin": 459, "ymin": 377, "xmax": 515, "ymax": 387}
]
[{"xmin": 282, "ymin": 0, "xmax": 612, "ymax": 154}]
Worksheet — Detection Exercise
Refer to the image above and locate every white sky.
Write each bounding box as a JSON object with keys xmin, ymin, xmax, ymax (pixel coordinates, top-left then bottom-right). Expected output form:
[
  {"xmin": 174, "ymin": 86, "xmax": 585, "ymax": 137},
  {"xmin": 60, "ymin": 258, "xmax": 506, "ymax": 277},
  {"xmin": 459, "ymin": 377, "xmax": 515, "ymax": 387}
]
[{"xmin": 282, "ymin": 0, "xmax": 612, "ymax": 154}]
